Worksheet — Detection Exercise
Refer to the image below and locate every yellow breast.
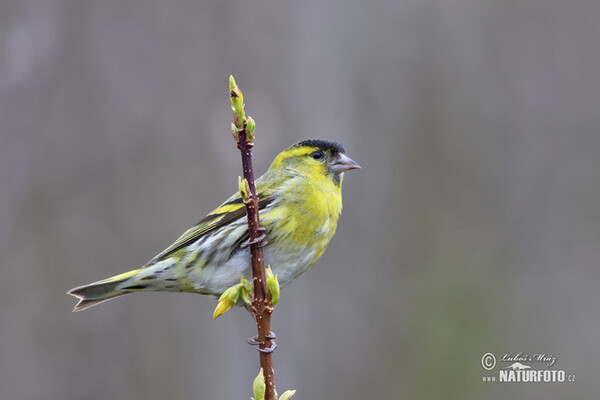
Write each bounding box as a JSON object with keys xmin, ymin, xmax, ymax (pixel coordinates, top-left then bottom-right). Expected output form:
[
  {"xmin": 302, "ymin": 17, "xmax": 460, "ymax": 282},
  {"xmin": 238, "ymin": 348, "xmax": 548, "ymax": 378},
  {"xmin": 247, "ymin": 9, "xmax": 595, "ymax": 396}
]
[{"xmin": 263, "ymin": 172, "xmax": 343, "ymax": 266}]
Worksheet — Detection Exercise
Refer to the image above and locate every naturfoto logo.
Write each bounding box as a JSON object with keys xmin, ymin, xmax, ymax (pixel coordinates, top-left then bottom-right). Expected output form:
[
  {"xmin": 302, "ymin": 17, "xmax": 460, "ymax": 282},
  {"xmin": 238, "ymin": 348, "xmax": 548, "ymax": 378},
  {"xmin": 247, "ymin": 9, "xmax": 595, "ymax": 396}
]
[{"xmin": 480, "ymin": 352, "xmax": 575, "ymax": 383}]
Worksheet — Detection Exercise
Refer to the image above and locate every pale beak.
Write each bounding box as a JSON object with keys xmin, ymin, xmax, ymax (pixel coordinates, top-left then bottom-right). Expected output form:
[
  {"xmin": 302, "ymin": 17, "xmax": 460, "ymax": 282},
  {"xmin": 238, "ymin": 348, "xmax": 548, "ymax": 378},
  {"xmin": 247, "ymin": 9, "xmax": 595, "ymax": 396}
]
[{"xmin": 331, "ymin": 153, "xmax": 361, "ymax": 173}]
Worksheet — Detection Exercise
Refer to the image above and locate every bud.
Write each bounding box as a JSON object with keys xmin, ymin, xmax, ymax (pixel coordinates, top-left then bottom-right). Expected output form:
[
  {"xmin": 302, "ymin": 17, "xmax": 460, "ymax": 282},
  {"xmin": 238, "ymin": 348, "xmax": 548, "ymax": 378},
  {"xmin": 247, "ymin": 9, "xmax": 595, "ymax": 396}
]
[
  {"xmin": 241, "ymin": 276, "xmax": 253, "ymax": 293},
  {"xmin": 265, "ymin": 265, "xmax": 280, "ymax": 306},
  {"xmin": 246, "ymin": 116, "xmax": 256, "ymax": 143},
  {"xmin": 279, "ymin": 390, "xmax": 297, "ymax": 400},
  {"xmin": 212, "ymin": 284, "xmax": 240, "ymax": 319},
  {"xmin": 252, "ymin": 368, "xmax": 266, "ymax": 400},
  {"xmin": 229, "ymin": 75, "xmax": 245, "ymax": 128},
  {"xmin": 240, "ymin": 276, "xmax": 253, "ymax": 305},
  {"xmin": 238, "ymin": 177, "xmax": 251, "ymax": 201},
  {"xmin": 231, "ymin": 123, "xmax": 239, "ymax": 141}
]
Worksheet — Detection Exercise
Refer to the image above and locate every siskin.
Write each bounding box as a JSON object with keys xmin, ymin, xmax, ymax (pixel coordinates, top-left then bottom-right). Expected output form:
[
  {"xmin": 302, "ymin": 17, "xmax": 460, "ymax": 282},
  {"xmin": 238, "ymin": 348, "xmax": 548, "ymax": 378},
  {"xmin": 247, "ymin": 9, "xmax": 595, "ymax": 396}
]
[{"xmin": 68, "ymin": 139, "xmax": 359, "ymax": 311}]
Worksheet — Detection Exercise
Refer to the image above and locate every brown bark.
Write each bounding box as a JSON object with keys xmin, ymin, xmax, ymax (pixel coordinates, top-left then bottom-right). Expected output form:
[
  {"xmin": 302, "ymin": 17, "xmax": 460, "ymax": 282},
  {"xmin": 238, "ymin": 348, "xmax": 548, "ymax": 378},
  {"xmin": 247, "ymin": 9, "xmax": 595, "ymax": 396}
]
[{"xmin": 236, "ymin": 128, "xmax": 276, "ymax": 400}]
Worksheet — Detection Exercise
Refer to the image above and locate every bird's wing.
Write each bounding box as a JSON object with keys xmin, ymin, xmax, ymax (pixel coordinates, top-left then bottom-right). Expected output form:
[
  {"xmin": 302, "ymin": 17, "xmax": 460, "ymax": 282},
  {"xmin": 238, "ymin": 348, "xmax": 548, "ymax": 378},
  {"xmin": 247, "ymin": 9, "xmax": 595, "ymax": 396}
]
[{"xmin": 148, "ymin": 192, "xmax": 274, "ymax": 264}]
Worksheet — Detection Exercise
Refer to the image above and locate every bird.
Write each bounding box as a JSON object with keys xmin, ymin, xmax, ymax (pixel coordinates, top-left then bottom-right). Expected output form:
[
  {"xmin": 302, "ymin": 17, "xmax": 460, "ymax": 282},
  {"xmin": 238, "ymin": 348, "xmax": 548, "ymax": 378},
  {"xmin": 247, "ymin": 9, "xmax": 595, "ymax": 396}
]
[{"xmin": 67, "ymin": 139, "xmax": 360, "ymax": 312}]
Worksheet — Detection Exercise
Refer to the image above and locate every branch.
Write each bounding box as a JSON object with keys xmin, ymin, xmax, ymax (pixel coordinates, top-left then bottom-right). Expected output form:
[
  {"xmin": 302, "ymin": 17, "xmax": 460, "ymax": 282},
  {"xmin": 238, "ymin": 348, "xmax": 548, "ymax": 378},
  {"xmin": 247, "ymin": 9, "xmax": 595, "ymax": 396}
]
[{"xmin": 229, "ymin": 76, "xmax": 277, "ymax": 400}]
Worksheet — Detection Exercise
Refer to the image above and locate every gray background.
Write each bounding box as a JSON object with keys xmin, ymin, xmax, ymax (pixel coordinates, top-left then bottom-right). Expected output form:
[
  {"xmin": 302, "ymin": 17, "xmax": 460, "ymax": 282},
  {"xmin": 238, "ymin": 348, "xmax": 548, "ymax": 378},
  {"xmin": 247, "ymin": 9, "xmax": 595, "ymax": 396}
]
[{"xmin": 1, "ymin": 1, "xmax": 599, "ymax": 399}]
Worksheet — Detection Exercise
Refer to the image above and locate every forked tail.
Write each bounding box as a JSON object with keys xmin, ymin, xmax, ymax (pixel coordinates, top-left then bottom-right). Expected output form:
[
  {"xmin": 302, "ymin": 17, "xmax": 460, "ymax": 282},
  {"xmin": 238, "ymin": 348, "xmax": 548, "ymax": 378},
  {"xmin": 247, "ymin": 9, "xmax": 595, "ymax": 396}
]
[{"xmin": 67, "ymin": 269, "xmax": 142, "ymax": 312}]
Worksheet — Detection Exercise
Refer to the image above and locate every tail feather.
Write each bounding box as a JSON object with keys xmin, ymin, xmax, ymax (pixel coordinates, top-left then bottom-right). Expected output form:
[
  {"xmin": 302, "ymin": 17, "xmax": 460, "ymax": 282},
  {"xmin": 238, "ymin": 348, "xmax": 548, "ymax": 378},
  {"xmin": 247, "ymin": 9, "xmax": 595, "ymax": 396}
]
[
  {"xmin": 67, "ymin": 280, "xmax": 129, "ymax": 312},
  {"xmin": 67, "ymin": 269, "xmax": 143, "ymax": 312}
]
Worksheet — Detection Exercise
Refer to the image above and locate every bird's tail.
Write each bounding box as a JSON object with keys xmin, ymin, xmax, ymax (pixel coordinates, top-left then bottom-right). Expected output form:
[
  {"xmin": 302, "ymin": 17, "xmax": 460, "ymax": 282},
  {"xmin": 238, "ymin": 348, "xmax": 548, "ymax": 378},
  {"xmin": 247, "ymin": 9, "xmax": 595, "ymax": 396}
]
[{"xmin": 67, "ymin": 269, "xmax": 143, "ymax": 312}]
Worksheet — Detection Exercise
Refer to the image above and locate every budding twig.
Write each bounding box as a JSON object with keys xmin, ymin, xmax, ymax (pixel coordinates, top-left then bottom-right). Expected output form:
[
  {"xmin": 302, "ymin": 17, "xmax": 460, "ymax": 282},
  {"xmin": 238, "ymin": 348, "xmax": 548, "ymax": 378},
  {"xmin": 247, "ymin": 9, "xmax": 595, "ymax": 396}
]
[{"xmin": 229, "ymin": 75, "xmax": 277, "ymax": 400}]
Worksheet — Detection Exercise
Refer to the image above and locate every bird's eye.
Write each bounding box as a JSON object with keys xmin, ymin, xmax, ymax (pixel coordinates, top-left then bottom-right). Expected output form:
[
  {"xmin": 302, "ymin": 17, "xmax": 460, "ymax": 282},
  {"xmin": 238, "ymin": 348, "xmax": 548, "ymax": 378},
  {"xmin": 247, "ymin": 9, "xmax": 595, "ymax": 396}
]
[{"xmin": 311, "ymin": 151, "xmax": 324, "ymax": 160}]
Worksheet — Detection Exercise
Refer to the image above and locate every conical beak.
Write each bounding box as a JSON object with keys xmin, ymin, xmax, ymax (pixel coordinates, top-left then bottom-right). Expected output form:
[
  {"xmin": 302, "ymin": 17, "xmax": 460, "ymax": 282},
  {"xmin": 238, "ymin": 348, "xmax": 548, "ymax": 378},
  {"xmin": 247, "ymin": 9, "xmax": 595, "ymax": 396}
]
[{"xmin": 331, "ymin": 153, "xmax": 361, "ymax": 173}]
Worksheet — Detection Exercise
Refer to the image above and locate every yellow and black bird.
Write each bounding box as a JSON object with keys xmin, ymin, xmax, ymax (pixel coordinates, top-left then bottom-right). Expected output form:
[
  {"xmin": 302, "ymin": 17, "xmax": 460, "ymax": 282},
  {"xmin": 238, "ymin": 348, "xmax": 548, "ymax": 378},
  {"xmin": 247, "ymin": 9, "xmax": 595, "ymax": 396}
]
[{"xmin": 68, "ymin": 139, "xmax": 359, "ymax": 311}]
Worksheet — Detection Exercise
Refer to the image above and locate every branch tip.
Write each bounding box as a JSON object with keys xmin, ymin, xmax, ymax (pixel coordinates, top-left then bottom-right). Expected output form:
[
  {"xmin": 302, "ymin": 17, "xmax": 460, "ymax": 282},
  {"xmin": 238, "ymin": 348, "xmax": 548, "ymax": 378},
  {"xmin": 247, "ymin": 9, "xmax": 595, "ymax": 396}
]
[{"xmin": 229, "ymin": 75, "xmax": 245, "ymax": 127}]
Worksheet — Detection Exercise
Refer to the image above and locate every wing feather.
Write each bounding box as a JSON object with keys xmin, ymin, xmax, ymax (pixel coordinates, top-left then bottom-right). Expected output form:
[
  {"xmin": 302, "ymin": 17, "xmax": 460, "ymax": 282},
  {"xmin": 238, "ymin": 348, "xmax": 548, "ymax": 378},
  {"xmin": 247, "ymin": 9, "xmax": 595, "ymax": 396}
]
[{"xmin": 148, "ymin": 194, "xmax": 273, "ymax": 264}]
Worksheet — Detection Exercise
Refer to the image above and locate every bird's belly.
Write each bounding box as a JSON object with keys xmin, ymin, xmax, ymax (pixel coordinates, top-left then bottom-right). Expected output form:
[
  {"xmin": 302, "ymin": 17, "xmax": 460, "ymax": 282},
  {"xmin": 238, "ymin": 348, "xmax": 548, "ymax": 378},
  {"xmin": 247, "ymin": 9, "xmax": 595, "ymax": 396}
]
[
  {"xmin": 184, "ymin": 200, "xmax": 339, "ymax": 295},
  {"xmin": 185, "ymin": 240, "xmax": 322, "ymax": 295}
]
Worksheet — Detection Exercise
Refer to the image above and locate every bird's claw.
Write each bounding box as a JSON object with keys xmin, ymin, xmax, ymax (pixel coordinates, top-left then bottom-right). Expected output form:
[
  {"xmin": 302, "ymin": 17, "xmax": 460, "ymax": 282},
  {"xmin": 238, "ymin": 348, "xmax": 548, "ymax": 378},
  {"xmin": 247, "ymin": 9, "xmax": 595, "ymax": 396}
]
[
  {"xmin": 247, "ymin": 331, "xmax": 277, "ymax": 352},
  {"xmin": 264, "ymin": 331, "xmax": 276, "ymax": 340},
  {"xmin": 257, "ymin": 341, "xmax": 277, "ymax": 353},
  {"xmin": 241, "ymin": 229, "xmax": 268, "ymax": 249},
  {"xmin": 247, "ymin": 336, "xmax": 262, "ymax": 346}
]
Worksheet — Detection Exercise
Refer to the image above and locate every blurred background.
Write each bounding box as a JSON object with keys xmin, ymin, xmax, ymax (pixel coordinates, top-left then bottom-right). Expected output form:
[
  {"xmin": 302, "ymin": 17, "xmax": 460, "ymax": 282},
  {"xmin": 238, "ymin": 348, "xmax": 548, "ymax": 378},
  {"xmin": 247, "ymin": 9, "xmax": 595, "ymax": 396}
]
[{"xmin": 1, "ymin": 0, "xmax": 599, "ymax": 398}]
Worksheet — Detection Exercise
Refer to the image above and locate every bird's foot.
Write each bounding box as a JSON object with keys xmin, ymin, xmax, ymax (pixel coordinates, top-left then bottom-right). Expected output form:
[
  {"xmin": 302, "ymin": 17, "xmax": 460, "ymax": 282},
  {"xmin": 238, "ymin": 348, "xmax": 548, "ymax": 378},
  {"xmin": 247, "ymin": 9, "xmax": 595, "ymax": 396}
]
[
  {"xmin": 241, "ymin": 228, "xmax": 268, "ymax": 248},
  {"xmin": 257, "ymin": 341, "xmax": 277, "ymax": 353},
  {"xmin": 247, "ymin": 331, "xmax": 277, "ymax": 353}
]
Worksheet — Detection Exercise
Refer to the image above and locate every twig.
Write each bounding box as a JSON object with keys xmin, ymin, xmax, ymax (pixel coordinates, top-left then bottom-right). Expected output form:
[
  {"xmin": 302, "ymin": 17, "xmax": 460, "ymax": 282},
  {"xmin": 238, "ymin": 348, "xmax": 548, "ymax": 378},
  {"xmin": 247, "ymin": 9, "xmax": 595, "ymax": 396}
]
[{"xmin": 229, "ymin": 76, "xmax": 276, "ymax": 400}]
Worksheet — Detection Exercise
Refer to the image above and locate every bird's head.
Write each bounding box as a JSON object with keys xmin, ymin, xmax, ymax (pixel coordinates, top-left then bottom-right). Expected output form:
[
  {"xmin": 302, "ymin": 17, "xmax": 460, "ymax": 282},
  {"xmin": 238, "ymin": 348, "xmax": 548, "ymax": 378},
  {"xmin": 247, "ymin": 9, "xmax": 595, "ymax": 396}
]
[{"xmin": 270, "ymin": 139, "xmax": 360, "ymax": 184}]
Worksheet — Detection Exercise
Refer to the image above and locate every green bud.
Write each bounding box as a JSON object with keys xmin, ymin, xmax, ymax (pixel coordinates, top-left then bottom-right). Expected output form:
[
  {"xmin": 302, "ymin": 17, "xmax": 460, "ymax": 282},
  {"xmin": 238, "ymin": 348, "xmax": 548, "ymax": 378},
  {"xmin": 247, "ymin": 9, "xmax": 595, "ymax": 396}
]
[
  {"xmin": 240, "ymin": 276, "xmax": 253, "ymax": 306},
  {"xmin": 231, "ymin": 123, "xmax": 239, "ymax": 141},
  {"xmin": 240, "ymin": 289, "xmax": 252, "ymax": 306},
  {"xmin": 279, "ymin": 390, "xmax": 297, "ymax": 400},
  {"xmin": 246, "ymin": 116, "xmax": 256, "ymax": 143},
  {"xmin": 265, "ymin": 265, "xmax": 280, "ymax": 306},
  {"xmin": 238, "ymin": 177, "xmax": 251, "ymax": 201},
  {"xmin": 241, "ymin": 276, "xmax": 253, "ymax": 293},
  {"xmin": 253, "ymin": 368, "xmax": 266, "ymax": 400},
  {"xmin": 213, "ymin": 283, "xmax": 241, "ymax": 319},
  {"xmin": 229, "ymin": 75, "xmax": 245, "ymax": 128}
]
